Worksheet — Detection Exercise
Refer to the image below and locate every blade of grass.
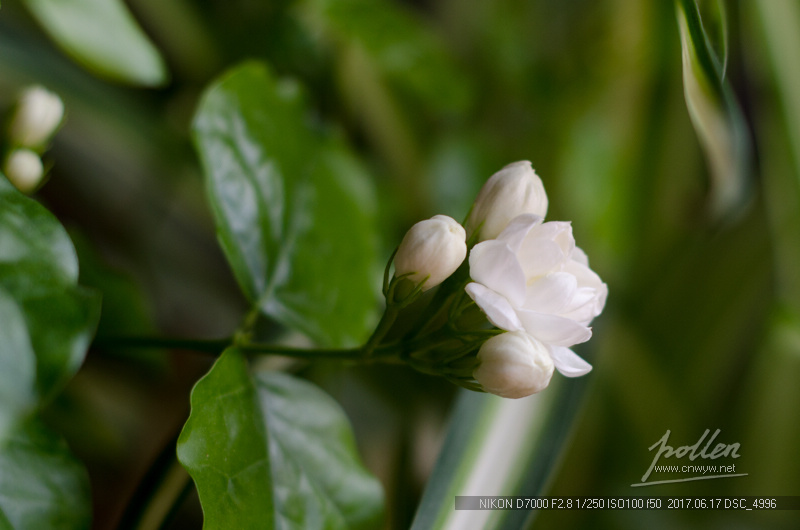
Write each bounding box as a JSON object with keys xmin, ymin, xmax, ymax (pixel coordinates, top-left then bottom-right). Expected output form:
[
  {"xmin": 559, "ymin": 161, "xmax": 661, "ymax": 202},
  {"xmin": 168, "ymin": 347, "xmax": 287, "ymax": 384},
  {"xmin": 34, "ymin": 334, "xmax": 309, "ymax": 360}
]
[
  {"xmin": 411, "ymin": 375, "xmax": 587, "ymax": 530},
  {"xmin": 675, "ymin": 0, "xmax": 751, "ymax": 218}
]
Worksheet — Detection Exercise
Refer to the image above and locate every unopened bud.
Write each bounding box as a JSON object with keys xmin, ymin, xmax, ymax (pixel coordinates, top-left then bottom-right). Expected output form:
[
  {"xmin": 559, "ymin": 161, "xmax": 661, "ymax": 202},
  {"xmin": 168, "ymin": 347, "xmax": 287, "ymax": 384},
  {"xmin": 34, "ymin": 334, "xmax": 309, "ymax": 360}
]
[
  {"xmin": 8, "ymin": 86, "xmax": 65, "ymax": 149},
  {"xmin": 474, "ymin": 331, "xmax": 554, "ymax": 399},
  {"xmin": 465, "ymin": 161, "xmax": 548, "ymax": 241},
  {"xmin": 4, "ymin": 149, "xmax": 44, "ymax": 194},
  {"xmin": 394, "ymin": 215, "xmax": 467, "ymax": 291}
]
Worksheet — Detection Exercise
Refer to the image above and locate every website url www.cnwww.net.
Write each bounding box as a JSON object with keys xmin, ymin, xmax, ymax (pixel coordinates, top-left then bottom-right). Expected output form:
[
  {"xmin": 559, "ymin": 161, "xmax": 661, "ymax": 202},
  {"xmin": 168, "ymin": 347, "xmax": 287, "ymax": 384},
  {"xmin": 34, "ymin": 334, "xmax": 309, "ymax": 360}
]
[{"xmin": 652, "ymin": 464, "xmax": 739, "ymax": 475}]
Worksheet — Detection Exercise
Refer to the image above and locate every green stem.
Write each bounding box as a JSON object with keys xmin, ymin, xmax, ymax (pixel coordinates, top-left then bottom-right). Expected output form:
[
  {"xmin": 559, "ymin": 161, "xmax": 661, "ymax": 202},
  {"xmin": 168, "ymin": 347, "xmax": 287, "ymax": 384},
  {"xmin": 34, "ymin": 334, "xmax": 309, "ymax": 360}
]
[
  {"xmin": 94, "ymin": 336, "xmax": 232, "ymax": 354},
  {"xmin": 94, "ymin": 335, "xmax": 403, "ymax": 363},
  {"xmin": 239, "ymin": 342, "xmax": 365, "ymax": 361},
  {"xmin": 117, "ymin": 430, "xmax": 192, "ymax": 530},
  {"xmin": 361, "ymin": 305, "xmax": 400, "ymax": 357}
]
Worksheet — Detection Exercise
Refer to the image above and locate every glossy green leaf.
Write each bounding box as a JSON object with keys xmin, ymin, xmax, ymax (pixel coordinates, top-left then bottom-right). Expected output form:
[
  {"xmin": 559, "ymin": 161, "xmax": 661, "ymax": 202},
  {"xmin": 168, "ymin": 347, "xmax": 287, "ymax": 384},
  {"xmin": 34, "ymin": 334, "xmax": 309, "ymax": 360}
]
[
  {"xmin": 177, "ymin": 348, "xmax": 384, "ymax": 530},
  {"xmin": 22, "ymin": 0, "xmax": 168, "ymax": 86},
  {"xmin": 0, "ymin": 176, "xmax": 101, "ymax": 434},
  {"xmin": 676, "ymin": 0, "xmax": 751, "ymax": 217},
  {"xmin": 0, "ymin": 418, "xmax": 92, "ymax": 530},
  {"xmin": 193, "ymin": 62, "xmax": 378, "ymax": 347}
]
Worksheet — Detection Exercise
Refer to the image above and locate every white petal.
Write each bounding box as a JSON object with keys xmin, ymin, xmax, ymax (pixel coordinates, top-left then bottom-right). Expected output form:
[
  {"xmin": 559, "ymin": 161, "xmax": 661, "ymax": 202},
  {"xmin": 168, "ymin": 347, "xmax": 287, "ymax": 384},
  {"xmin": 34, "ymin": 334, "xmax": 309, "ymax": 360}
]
[
  {"xmin": 594, "ymin": 283, "xmax": 608, "ymax": 315},
  {"xmin": 531, "ymin": 221, "xmax": 574, "ymax": 256},
  {"xmin": 565, "ymin": 259, "xmax": 604, "ymax": 290},
  {"xmin": 517, "ymin": 239, "xmax": 566, "ymax": 278},
  {"xmin": 517, "ymin": 310, "xmax": 592, "ymax": 347},
  {"xmin": 495, "ymin": 214, "xmax": 542, "ymax": 252},
  {"xmin": 523, "ymin": 272, "xmax": 578, "ymax": 314},
  {"xmin": 550, "ymin": 346, "xmax": 593, "ymax": 377},
  {"xmin": 469, "ymin": 240, "xmax": 526, "ymax": 307},
  {"xmin": 571, "ymin": 246, "xmax": 589, "ymax": 266},
  {"xmin": 560, "ymin": 287, "xmax": 601, "ymax": 324},
  {"xmin": 465, "ymin": 283, "xmax": 523, "ymax": 332}
]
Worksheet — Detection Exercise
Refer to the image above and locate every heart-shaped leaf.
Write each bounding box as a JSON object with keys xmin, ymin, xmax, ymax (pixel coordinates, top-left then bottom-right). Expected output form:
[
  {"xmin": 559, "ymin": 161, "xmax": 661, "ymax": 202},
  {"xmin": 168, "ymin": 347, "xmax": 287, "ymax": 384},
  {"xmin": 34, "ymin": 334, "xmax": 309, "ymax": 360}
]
[
  {"xmin": 177, "ymin": 348, "xmax": 384, "ymax": 530},
  {"xmin": 193, "ymin": 62, "xmax": 378, "ymax": 347}
]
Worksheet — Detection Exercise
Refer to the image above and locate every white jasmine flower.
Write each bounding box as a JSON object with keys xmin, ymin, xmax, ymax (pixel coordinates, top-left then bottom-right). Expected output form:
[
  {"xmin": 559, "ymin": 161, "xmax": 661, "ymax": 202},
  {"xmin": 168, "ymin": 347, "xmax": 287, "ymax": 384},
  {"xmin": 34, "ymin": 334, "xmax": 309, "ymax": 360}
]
[
  {"xmin": 394, "ymin": 214, "xmax": 467, "ymax": 291},
  {"xmin": 8, "ymin": 85, "xmax": 65, "ymax": 149},
  {"xmin": 474, "ymin": 330, "xmax": 555, "ymax": 398},
  {"xmin": 465, "ymin": 161, "xmax": 548, "ymax": 241},
  {"xmin": 4, "ymin": 149, "xmax": 44, "ymax": 194},
  {"xmin": 465, "ymin": 213, "xmax": 607, "ymax": 377}
]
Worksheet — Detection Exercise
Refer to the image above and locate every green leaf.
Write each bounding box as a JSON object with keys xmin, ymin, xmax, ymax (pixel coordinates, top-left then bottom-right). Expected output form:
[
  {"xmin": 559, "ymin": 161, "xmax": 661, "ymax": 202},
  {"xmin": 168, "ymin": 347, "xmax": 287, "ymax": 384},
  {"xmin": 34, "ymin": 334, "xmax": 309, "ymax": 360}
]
[
  {"xmin": 177, "ymin": 348, "xmax": 384, "ymax": 530},
  {"xmin": 0, "ymin": 418, "xmax": 92, "ymax": 530},
  {"xmin": 193, "ymin": 61, "xmax": 378, "ymax": 347},
  {"xmin": 411, "ymin": 378, "xmax": 586, "ymax": 530},
  {"xmin": 0, "ymin": 176, "xmax": 100, "ymax": 435},
  {"xmin": 0, "ymin": 287, "xmax": 36, "ymax": 440},
  {"xmin": 22, "ymin": 0, "xmax": 168, "ymax": 86},
  {"xmin": 0, "ymin": 178, "xmax": 78, "ymax": 299},
  {"xmin": 675, "ymin": 0, "xmax": 751, "ymax": 218},
  {"xmin": 20, "ymin": 287, "xmax": 101, "ymax": 402}
]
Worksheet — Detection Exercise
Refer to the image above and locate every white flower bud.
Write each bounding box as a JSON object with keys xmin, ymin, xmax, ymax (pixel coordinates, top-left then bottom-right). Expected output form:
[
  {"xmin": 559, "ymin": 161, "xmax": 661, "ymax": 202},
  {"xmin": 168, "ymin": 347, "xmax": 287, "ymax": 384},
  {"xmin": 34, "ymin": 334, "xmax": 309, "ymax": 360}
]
[
  {"xmin": 474, "ymin": 331, "xmax": 554, "ymax": 399},
  {"xmin": 465, "ymin": 161, "xmax": 548, "ymax": 241},
  {"xmin": 8, "ymin": 86, "xmax": 65, "ymax": 149},
  {"xmin": 3, "ymin": 149, "xmax": 44, "ymax": 194},
  {"xmin": 394, "ymin": 214, "xmax": 467, "ymax": 291}
]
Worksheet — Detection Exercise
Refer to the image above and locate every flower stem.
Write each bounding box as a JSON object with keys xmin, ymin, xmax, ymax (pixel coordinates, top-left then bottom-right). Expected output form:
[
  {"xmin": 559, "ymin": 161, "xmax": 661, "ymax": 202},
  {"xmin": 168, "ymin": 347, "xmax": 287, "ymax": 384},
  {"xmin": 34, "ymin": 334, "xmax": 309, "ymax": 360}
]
[
  {"xmin": 93, "ymin": 335, "xmax": 402, "ymax": 363},
  {"xmin": 238, "ymin": 342, "xmax": 366, "ymax": 361},
  {"xmin": 361, "ymin": 305, "xmax": 399, "ymax": 357},
  {"xmin": 93, "ymin": 336, "xmax": 232, "ymax": 354},
  {"xmin": 117, "ymin": 430, "xmax": 192, "ymax": 530}
]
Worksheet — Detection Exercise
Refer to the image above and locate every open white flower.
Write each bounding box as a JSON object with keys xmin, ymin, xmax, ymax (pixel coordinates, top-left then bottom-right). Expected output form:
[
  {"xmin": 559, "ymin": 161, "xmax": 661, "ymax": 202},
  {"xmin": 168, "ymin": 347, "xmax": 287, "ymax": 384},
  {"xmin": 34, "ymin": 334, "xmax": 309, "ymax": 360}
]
[
  {"xmin": 465, "ymin": 160, "xmax": 548, "ymax": 241},
  {"xmin": 465, "ymin": 213, "xmax": 607, "ymax": 377},
  {"xmin": 474, "ymin": 330, "xmax": 554, "ymax": 398},
  {"xmin": 394, "ymin": 214, "xmax": 467, "ymax": 291}
]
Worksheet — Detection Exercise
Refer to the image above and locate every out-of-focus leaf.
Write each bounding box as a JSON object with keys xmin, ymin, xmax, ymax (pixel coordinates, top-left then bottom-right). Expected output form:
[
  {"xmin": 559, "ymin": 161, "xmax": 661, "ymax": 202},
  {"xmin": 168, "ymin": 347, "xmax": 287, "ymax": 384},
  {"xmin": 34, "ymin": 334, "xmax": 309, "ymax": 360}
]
[
  {"xmin": 193, "ymin": 61, "xmax": 378, "ymax": 347},
  {"xmin": 0, "ymin": 178, "xmax": 78, "ymax": 298},
  {"xmin": 740, "ymin": 309, "xmax": 800, "ymax": 494},
  {"xmin": 0, "ymin": 287, "xmax": 36, "ymax": 440},
  {"xmin": 301, "ymin": 0, "xmax": 472, "ymax": 115},
  {"xmin": 0, "ymin": 176, "xmax": 100, "ymax": 435},
  {"xmin": 0, "ymin": 418, "xmax": 92, "ymax": 530},
  {"xmin": 754, "ymin": 0, "xmax": 800, "ymax": 171},
  {"xmin": 675, "ymin": 0, "xmax": 751, "ymax": 217},
  {"xmin": 21, "ymin": 288, "xmax": 101, "ymax": 402},
  {"xmin": 752, "ymin": 0, "xmax": 800, "ymax": 310},
  {"xmin": 177, "ymin": 348, "xmax": 384, "ymax": 530},
  {"xmin": 22, "ymin": 0, "xmax": 168, "ymax": 86},
  {"xmin": 411, "ymin": 377, "xmax": 585, "ymax": 530},
  {"xmin": 697, "ymin": 0, "xmax": 729, "ymax": 77}
]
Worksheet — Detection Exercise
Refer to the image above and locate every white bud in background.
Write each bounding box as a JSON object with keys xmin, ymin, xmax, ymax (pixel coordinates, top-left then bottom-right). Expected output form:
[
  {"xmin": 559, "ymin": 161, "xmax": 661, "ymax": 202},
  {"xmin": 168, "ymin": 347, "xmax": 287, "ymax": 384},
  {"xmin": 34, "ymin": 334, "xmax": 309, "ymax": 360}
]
[
  {"xmin": 474, "ymin": 331, "xmax": 554, "ymax": 399},
  {"xmin": 4, "ymin": 149, "xmax": 44, "ymax": 194},
  {"xmin": 8, "ymin": 85, "xmax": 65, "ymax": 149},
  {"xmin": 465, "ymin": 161, "xmax": 548, "ymax": 241},
  {"xmin": 394, "ymin": 215, "xmax": 467, "ymax": 291}
]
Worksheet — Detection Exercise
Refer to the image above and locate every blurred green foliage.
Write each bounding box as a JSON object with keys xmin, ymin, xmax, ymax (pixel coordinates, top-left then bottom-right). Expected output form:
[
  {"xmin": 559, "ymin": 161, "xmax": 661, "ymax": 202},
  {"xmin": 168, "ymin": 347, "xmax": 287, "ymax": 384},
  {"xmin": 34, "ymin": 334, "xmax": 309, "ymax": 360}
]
[{"xmin": 1, "ymin": 0, "xmax": 800, "ymax": 528}]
